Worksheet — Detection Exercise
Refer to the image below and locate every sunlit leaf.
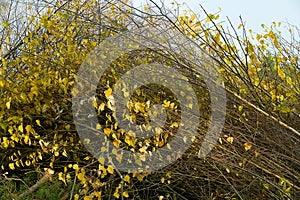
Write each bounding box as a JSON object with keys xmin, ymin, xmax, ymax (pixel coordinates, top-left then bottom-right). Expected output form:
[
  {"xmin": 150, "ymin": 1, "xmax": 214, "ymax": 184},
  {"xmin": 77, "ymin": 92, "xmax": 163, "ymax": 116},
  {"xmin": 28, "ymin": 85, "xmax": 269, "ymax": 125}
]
[
  {"xmin": 107, "ymin": 165, "xmax": 114, "ymax": 174},
  {"xmin": 244, "ymin": 142, "xmax": 252, "ymax": 151}
]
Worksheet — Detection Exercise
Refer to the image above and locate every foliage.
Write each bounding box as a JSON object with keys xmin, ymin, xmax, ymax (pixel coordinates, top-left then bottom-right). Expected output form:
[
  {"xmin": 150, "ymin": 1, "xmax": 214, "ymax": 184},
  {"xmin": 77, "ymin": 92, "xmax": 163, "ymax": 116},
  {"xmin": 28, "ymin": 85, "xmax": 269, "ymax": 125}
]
[{"xmin": 0, "ymin": 0, "xmax": 299, "ymax": 199}]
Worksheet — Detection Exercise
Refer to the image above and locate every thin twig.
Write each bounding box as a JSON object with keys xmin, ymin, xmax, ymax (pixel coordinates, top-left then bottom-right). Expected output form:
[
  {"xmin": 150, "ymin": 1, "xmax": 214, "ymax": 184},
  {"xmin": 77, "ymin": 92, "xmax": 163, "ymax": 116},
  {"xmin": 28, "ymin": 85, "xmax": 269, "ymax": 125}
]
[
  {"xmin": 69, "ymin": 174, "xmax": 77, "ymax": 200},
  {"xmin": 213, "ymin": 162, "xmax": 244, "ymax": 200}
]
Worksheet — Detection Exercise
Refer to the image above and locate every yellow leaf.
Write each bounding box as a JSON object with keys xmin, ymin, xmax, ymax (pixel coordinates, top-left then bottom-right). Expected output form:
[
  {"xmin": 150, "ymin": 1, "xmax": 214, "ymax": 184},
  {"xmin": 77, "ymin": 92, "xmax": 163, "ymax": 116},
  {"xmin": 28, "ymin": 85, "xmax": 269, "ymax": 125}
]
[
  {"xmin": 74, "ymin": 194, "xmax": 79, "ymax": 200},
  {"xmin": 113, "ymin": 189, "xmax": 120, "ymax": 199},
  {"xmin": 105, "ymin": 88, "xmax": 112, "ymax": 99},
  {"xmin": 6, "ymin": 101, "xmax": 10, "ymax": 109},
  {"xmin": 139, "ymin": 145, "xmax": 147, "ymax": 153},
  {"xmin": 166, "ymin": 172, "xmax": 171, "ymax": 178},
  {"xmin": 1, "ymin": 58, "xmax": 7, "ymax": 68},
  {"xmin": 104, "ymin": 128, "xmax": 112, "ymax": 136},
  {"xmin": 18, "ymin": 124, "xmax": 24, "ymax": 133},
  {"xmin": 24, "ymin": 135, "xmax": 30, "ymax": 144},
  {"xmin": 244, "ymin": 142, "xmax": 252, "ymax": 151},
  {"xmin": 226, "ymin": 137, "xmax": 234, "ymax": 144},
  {"xmin": 8, "ymin": 126, "xmax": 13, "ymax": 134},
  {"xmin": 23, "ymin": 37, "xmax": 29, "ymax": 43},
  {"xmin": 101, "ymin": 147, "xmax": 107, "ymax": 152},
  {"xmin": 99, "ymin": 165, "xmax": 107, "ymax": 178},
  {"xmin": 96, "ymin": 123, "xmax": 101, "ymax": 130},
  {"xmin": 25, "ymin": 125, "xmax": 35, "ymax": 134},
  {"xmin": 93, "ymin": 98, "xmax": 98, "ymax": 108},
  {"xmin": 263, "ymin": 183, "xmax": 269, "ymax": 190},
  {"xmin": 277, "ymin": 66, "xmax": 285, "ymax": 79},
  {"xmin": 2, "ymin": 21, "xmax": 9, "ymax": 28},
  {"xmin": 99, "ymin": 103, "xmax": 105, "ymax": 111},
  {"xmin": 170, "ymin": 122, "xmax": 179, "ymax": 128},
  {"xmin": 65, "ymin": 124, "xmax": 71, "ymax": 130},
  {"xmin": 163, "ymin": 100, "xmax": 170, "ymax": 108},
  {"xmin": 84, "ymin": 138, "xmax": 90, "ymax": 144},
  {"xmin": 190, "ymin": 14, "xmax": 195, "ymax": 21},
  {"xmin": 124, "ymin": 174, "xmax": 130, "ymax": 183},
  {"xmin": 205, "ymin": 14, "xmax": 215, "ymax": 22},
  {"xmin": 83, "ymin": 196, "xmax": 91, "ymax": 200},
  {"xmin": 256, "ymin": 34, "xmax": 262, "ymax": 40},
  {"xmin": 9, "ymin": 140, "xmax": 15, "ymax": 148},
  {"xmin": 36, "ymin": 120, "xmax": 41, "ymax": 126},
  {"xmin": 98, "ymin": 157, "xmax": 105, "ymax": 165},
  {"xmin": 270, "ymin": 90, "xmax": 276, "ymax": 102},
  {"xmin": 38, "ymin": 152, "xmax": 42, "ymax": 160},
  {"xmin": 9, "ymin": 163, "xmax": 15, "ymax": 170},
  {"xmin": 77, "ymin": 171, "xmax": 85, "ymax": 182},
  {"xmin": 2, "ymin": 137, "xmax": 9, "ymax": 148},
  {"xmin": 0, "ymin": 80, "xmax": 4, "ymax": 88},
  {"xmin": 94, "ymin": 191, "xmax": 101, "ymax": 198},
  {"xmin": 73, "ymin": 164, "xmax": 79, "ymax": 170},
  {"xmin": 133, "ymin": 172, "xmax": 146, "ymax": 181},
  {"xmin": 116, "ymin": 153, "xmax": 123, "ymax": 163},
  {"xmin": 285, "ymin": 187, "xmax": 291, "ymax": 193},
  {"xmin": 286, "ymin": 77, "xmax": 293, "ymax": 85},
  {"xmin": 218, "ymin": 137, "xmax": 223, "ymax": 144},
  {"xmin": 62, "ymin": 150, "xmax": 68, "ymax": 157},
  {"xmin": 123, "ymin": 191, "xmax": 129, "ymax": 198},
  {"xmin": 161, "ymin": 177, "xmax": 165, "ymax": 183},
  {"xmin": 11, "ymin": 134, "xmax": 19, "ymax": 142},
  {"xmin": 238, "ymin": 105, "xmax": 243, "ymax": 112},
  {"xmin": 25, "ymin": 160, "xmax": 31, "ymax": 166},
  {"xmin": 107, "ymin": 165, "xmax": 114, "ymax": 174},
  {"xmin": 226, "ymin": 168, "xmax": 230, "ymax": 173},
  {"xmin": 158, "ymin": 140, "xmax": 165, "ymax": 147},
  {"xmin": 167, "ymin": 143, "xmax": 171, "ymax": 150},
  {"xmin": 205, "ymin": 16, "xmax": 211, "ymax": 23},
  {"xmin": 113, "ymin": 139, "xmax": 121, "ymax": 147},
  {"xmin": 195, "ymin": 21, "xmax": 201, "ymax": 27},
  {"xmin": 125, "ymin": 134, "xmax": 136, "ymax": 147}
]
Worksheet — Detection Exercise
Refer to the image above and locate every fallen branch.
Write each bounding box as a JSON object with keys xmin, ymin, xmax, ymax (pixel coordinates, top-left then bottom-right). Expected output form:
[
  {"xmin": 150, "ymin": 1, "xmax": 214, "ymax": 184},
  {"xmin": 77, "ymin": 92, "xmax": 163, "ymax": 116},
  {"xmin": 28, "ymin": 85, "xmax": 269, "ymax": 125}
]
[
  {"xmin": 15, "ymin": 169, "xmax": 55, "ymax": 200},
  {"xmin": 227, "ymin": 88, "xmax": 300, "ymax": 138}
]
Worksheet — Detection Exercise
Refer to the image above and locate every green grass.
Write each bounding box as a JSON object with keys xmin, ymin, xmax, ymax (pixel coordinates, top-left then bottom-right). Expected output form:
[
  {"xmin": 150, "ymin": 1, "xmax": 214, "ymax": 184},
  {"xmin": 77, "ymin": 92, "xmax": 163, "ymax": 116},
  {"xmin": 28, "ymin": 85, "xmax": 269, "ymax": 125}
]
[{"xmin": 0, "ymin": 173, "xmax": 80, "ymax": 200}]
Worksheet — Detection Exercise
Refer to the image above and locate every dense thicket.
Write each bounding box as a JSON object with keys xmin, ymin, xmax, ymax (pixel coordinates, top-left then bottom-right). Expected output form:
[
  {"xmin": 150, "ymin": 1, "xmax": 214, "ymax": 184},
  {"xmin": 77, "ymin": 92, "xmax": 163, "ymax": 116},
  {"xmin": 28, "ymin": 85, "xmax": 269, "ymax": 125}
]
[{"xmin": 0, "ymin": 0, "xmax": 299, "ymax": 199}]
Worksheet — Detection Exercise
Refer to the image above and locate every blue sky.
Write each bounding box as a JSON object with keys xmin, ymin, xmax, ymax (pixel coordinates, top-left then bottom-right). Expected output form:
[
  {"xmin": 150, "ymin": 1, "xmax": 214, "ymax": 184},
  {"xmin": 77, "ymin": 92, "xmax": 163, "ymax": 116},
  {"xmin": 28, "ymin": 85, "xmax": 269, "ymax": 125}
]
[
  {"xmin": 182, "ymin": 0, "xmax": 300, "ymax": 35},
  {"xmin": 132, "ymin": 0, "xmax": 300, "ymax": 38}
]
